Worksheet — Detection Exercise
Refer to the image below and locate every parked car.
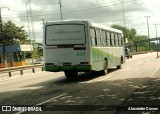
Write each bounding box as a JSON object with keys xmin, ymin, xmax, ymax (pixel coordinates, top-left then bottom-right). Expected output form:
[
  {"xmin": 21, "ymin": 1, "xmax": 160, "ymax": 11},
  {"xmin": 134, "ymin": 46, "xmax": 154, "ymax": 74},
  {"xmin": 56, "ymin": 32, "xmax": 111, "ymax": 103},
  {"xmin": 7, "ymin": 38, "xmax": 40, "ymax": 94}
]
[
  {"xmin": 34, "ymin": 58, "xmax": 44, "ymax": 64},
  {"xmin": 125, "ymin": 48, "xmax": 132, "ymax": 59}
]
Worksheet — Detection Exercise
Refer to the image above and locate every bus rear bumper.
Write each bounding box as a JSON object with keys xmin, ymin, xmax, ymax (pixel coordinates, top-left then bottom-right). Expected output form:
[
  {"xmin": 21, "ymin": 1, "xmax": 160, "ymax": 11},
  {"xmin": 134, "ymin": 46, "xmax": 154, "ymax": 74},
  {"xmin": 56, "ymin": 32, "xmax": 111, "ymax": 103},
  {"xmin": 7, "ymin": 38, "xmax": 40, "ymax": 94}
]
[{"xmin": 44, "ymin": 65, "xmax": 91, "ymax": 72}]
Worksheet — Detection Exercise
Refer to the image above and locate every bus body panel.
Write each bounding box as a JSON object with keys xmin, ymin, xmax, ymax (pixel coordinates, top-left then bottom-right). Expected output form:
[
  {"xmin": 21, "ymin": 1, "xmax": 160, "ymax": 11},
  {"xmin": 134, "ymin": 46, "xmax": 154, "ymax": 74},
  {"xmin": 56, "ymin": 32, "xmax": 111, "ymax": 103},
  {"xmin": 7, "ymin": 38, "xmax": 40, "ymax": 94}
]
[
  {"xmin": 88, "ymin": 22, "xmax": 125, "ymax": 71},
  {"xmin": 91, "ymin": 47, "xmax": 123, "ymax": 71},
  {"xmin": 43, "ymin": 20, "xmax": 125, "ymax": 76},
  {"xmin": 43, "ymin": 21, "xmax": 91, "ymax": 72}
]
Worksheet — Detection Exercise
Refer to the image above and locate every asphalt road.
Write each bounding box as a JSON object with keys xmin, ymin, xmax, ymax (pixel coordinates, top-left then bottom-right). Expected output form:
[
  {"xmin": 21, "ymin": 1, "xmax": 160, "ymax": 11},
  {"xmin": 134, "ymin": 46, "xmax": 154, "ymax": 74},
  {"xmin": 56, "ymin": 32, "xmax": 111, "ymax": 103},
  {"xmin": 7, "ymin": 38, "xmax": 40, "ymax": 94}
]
[{"xmin": 0, "ymin": 52, "xmax": 160, "ymax": 114}]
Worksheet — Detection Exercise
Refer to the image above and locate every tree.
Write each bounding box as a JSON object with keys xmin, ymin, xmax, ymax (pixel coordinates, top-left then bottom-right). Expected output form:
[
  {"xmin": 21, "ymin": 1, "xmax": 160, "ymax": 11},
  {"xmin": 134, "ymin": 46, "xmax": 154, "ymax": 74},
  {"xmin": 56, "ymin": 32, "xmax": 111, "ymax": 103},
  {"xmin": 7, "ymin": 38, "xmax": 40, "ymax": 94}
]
[
  {"xmin": 135, "ymin": 35, "xmax": 149, "ymax": 51},
  {"xmin": 111, "ymin": 24, "xmax": 149, "ymax": 51},
  {"xmin": 0, "ymin": 21, "xmax": 28, "ymax": 45},
  {"xmin": 36, "ymin": 43, "xmax": 43, "ymax": 58},
  {"xmin": 111, "ymin": 25, "xmax": 138, "ymax": 42},
  {"xmin": 25, "ymin": 42, "xmax": 43, "ymax": 59}
]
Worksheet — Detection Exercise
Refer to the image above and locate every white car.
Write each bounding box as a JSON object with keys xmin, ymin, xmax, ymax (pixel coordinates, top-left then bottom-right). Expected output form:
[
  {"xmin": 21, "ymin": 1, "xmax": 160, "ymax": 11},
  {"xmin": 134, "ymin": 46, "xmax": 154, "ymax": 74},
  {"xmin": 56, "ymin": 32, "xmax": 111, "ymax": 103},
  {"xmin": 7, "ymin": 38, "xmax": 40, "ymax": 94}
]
[{"xmin": 34, "ymin": 59, "xmax": 44, "ymax": 64}]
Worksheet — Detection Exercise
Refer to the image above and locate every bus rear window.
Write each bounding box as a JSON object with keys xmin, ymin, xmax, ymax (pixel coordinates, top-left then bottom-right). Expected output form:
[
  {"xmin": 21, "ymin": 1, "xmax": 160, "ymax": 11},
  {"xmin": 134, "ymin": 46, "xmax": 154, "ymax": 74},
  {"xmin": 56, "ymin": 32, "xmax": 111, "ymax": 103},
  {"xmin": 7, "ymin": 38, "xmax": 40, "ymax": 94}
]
[{"xmin": 45, "ymin": 24, "xmax": 86, "ymax": 45}]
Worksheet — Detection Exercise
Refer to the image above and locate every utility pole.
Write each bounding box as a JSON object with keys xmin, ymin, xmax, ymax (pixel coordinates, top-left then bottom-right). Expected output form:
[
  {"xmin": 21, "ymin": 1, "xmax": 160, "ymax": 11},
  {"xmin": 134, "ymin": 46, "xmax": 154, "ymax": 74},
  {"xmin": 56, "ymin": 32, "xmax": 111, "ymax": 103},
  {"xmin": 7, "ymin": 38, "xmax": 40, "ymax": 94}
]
[
  {"xmin": 26, "ymin": 2, "xmax": 34, "ymax": 64},
  {"xmin": 119, "ymin": 0, "xmax": 125, "ymax": 27},
  {"xmin": 0, "ymin": 7, "xmax": 9, "ymax": 68},
  {"xmin": 145, "ymin": 16, "xmax": 150, "ymax": 51},
  {"xmin": 154, "ymin": 24, "xmax": 159, "ymax": 58},
  {"xmin": 28, "ymin": 0, "xmax": 35, "ymax": 42},
  {"xmin": 28, "ymin": 0, "xmax": 36, "ymax": 63},
  {"xmin": 26, "ymin": 3, "xmax": 31, "ymax": 42},
  {"xmin": 58, "ymin": 0, "xmax": 63, "ymax": 20}
]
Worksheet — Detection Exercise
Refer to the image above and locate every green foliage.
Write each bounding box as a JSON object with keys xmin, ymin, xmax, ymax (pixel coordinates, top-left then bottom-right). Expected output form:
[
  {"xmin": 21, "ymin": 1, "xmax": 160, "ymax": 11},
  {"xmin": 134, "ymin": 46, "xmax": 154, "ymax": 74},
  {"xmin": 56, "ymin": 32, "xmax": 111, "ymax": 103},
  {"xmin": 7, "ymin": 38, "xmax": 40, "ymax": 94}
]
[
  {"xmin": 36, "ymin": 43, "xmax": 43, "ymax": 57},
  {"xmin": 111, "ymin": 24, "xmax": 137, "ymax": 42},
  {"xmin": 135, "ymin": 35, "xmax": 148, "ymax": 41},
  {"xmin": 111, "ymin": 24, "xmax": 150, "ymax": 51},
  {"xmin": 150, "ymin": 42, "xmax": 157, "ymax": 51},
  {"xmin": 0, "ymin": 21, "xmax": 43, "ymax": 59},
  {"xmin": 32, "ymin": 42, "xmax": 43, "ymax": 58},
  {"xmin": 0, "ymin": 21, "xmax": 29, "ymax": 45},
  {"xmin": 24, "ymin": 42, "xmax": 43, "ymax": 59}
]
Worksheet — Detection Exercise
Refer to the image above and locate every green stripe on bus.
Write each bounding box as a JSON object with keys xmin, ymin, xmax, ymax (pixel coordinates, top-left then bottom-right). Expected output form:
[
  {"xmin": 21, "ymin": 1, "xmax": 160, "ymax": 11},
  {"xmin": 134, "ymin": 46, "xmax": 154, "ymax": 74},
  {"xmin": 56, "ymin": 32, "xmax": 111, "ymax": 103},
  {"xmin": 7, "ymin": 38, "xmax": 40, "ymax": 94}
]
[
  {"xmin": 91, "ymin": 48, "xmax": 121, "ymax": 70},
  {"xmin": 92, "ymin": 48, "xmax": 116, "ymax": 60},
  {"xmin": 45, "ymin": 66, "xmax": 59, "ymax": 71},
  {"xmin": 45, "ymin": 65, "xmax": 91, "ymax": 71}
]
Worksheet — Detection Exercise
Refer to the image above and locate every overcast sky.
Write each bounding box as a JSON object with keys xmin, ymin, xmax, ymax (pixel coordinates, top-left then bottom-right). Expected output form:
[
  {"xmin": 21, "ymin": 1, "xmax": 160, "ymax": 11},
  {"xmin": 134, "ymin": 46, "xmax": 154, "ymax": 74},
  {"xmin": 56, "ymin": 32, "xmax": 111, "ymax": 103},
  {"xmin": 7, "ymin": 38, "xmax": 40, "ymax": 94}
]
[{"xmin": 1, "ymin": 0, "xmax": 160, "ymax": 42}]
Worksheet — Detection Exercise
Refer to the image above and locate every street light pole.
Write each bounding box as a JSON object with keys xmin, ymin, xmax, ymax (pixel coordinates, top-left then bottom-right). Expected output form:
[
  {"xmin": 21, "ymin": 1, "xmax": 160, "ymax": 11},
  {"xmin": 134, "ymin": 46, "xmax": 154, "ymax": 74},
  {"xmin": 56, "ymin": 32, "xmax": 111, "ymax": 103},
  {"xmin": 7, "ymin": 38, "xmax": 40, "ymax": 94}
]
[
  {"xmin": 0, "ymin": 7, "xmax": 9, "ymax": 67},
  {"xmin": 145, "ymin": 16, "xmax": 150, "ymax": 51}
]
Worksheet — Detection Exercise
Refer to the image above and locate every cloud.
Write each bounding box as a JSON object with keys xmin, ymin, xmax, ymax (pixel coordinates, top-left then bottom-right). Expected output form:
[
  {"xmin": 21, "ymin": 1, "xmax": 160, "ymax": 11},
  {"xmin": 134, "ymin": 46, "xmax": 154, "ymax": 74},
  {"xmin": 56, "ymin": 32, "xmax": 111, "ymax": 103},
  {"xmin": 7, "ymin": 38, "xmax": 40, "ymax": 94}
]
[{"xmin": 1, "ymin": 0, "xmax": 159, "ymax": 42}]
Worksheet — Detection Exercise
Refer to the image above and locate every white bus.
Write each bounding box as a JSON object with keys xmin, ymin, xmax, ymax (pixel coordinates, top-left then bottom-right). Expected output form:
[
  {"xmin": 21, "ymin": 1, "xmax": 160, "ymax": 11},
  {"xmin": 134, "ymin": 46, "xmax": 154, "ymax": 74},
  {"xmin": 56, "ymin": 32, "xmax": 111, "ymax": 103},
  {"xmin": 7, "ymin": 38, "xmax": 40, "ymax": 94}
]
[{"xmin": 43, "ymin": 20, "xmax": 125, "ymax": 79}]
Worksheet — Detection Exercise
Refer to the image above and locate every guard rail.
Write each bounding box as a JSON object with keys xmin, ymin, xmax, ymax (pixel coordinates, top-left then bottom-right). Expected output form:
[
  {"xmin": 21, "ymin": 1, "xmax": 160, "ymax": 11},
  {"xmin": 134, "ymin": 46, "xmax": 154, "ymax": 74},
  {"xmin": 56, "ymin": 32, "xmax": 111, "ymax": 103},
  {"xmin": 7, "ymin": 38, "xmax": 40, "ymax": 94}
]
[
  {"xmin": 0, "ymin": 51, "xmax": 149, "ymax": 77},
  {"xmin": 132, "ymin": 51, "xmax": 149, "ymax": 55},
  {"xmin": 0, "ymin": 64, "xmax": 44, "ymax": 77}
]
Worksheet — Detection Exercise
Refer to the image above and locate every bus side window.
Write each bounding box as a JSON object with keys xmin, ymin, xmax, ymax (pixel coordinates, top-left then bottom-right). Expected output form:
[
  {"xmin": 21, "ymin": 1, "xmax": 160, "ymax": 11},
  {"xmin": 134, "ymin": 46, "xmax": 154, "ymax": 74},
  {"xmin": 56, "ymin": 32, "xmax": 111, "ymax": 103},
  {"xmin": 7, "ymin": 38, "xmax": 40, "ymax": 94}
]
[
  {"xmin": 121, "ymin": 35, "xmax": 123, "ymax": 46},
  {"xmin": 115, "ymin": 33, "xmax": 118, "ymax": 46},
  {"xmin": 90, "ymin": 28, "xmax": 96, "ymax": 46},
  {"xmin": 106, "ymin": 31, "xmax": 110, "ymax": 46},
  {"xmin": 101, "ymin": 30, "xmax": 106, "ymax": 46},
  {"xmin": 96, "ymin": 29, "xmax": 101, "ymax": 46},
  {"xmin": 118, "ymin": 34, "xmax": 122, "ymax": 46},
  {"xmin": 111, "ymin": 32, "xmax": 115, "ymax": 46}
]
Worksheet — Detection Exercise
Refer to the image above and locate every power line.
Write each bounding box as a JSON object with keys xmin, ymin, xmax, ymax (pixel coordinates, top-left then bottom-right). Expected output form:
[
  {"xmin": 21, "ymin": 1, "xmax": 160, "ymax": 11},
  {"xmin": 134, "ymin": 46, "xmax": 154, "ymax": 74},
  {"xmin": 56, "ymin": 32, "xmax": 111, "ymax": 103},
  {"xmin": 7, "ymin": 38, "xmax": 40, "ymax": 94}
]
[
  {"xmin": 1, "ymin": 0, "xmax": 123, "ymax": 17},
  {"xmin": 2, "ymin": 0, "xmax": 133, "ymax": 19},
  {"xmin": 62, "ymin": 0, "xmax": 121, "ymax": 11}
]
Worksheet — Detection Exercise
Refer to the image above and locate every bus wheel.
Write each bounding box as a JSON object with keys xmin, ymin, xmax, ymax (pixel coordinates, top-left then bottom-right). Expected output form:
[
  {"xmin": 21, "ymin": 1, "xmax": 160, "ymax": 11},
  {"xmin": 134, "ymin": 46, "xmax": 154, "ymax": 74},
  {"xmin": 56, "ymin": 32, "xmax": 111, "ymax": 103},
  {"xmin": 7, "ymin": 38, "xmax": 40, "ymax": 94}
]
[
  {"xmin": 117, "ymin": 64, "xmax": 122, "ymax": 69},
  {"xmin": 100, "ymin": 60, "xmax": 108, "ymax": 75},
  {"xmin": 117, "ymin": 57, "xmax": 123, "ymax": 69},
  {"xmin": 64, "ymin": 71, "xmax": 78, "ymax": 80}
]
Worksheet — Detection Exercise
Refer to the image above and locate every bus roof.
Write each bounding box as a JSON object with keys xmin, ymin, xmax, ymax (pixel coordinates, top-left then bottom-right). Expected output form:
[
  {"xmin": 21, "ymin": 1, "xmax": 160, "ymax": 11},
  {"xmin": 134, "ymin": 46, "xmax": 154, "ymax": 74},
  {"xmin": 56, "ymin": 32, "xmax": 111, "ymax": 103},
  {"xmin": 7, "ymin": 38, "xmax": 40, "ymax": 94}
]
[
  {"xmin": 45, "ymin": 20, "xmax": 123, "ymax": 34},
  {"xmin": 89, "ymin": 22, "xmax": 123, "ymax": 34}
]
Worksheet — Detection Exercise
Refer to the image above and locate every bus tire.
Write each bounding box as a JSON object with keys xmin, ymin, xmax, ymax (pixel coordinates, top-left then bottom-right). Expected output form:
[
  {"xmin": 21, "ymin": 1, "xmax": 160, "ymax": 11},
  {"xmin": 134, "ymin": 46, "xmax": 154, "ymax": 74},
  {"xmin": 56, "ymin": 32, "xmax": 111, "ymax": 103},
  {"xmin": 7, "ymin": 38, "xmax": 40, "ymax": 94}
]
[
  {"xmin": 117, "ymin": 64, "xmax": 122, "ymax": 69},
  {"xmin": 100, "ymin": 60, "xmax": 108, "ymax": 75},
  {"xmin": 117, "ymin": 56, "xmax": 123, "ymax": 69},
  {"xmin": 64, "ymin": 71, "xmax": 78, "ymax": 80}
]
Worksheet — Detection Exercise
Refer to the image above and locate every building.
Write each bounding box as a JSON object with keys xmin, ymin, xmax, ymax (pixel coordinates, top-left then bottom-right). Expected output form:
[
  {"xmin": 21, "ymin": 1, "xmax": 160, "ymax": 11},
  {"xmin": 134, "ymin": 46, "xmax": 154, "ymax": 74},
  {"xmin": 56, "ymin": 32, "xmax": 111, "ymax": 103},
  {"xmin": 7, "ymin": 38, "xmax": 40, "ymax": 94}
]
[{"xmin": 0, "ymin": 45, "xmax": 33, "ymax": 68}]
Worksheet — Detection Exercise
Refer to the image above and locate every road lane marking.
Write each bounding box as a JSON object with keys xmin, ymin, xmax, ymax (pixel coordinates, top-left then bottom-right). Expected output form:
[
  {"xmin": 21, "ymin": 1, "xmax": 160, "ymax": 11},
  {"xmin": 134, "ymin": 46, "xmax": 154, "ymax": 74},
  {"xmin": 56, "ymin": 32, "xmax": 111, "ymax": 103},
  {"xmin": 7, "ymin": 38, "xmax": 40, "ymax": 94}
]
[
  {"xmin": 79, "ymin": 75, "xmax": 113, "ymax": 83},
  {"xmin": 121, "ymin": 67, "xmax": 132, "ymax": 71},
  {"xmin": 15, "ymin": 93, "xmax": 67, "ymax": 114},
  {"xmin": 97, "ymin": 75, "xmax": 113, "ymax": 82},
  {"xmin": 36, "ymin": 93, "xmax": 67, "ymax": 106}
]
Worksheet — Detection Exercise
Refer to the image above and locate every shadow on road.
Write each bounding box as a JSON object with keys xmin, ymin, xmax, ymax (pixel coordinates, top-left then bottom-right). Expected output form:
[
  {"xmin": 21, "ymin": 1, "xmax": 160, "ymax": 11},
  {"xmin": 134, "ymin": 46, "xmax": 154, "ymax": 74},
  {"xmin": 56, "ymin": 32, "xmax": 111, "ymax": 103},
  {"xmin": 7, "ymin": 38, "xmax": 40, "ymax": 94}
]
[
  {"xmin": 50, "ymin": 68, "xmax": 117, "ymax": 85},
  {"xmin": 0, "ymin": 69, "xmax": 160, "ymax": 114}
]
